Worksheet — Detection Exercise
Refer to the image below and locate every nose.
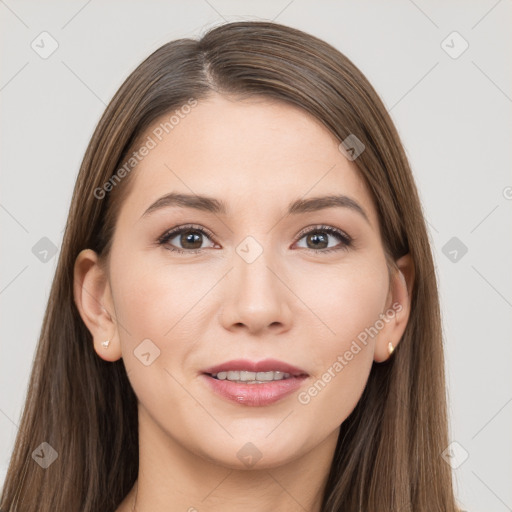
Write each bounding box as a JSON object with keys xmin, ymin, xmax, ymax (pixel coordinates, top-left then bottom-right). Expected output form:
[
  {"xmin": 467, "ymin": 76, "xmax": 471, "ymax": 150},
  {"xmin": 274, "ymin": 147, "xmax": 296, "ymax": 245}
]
[{"xmin": 218, "ymin": 245, "xmax": 293, "ymax": 336}]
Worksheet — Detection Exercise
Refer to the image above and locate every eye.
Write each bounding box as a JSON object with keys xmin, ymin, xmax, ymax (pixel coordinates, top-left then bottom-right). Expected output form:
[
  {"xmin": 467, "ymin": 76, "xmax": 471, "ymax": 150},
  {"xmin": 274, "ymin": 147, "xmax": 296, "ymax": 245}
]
[
  {"xmin": 157, "ymin": 223, "xmax": 353, "ymax": 255},
  {"xmin": 157, "ymin": 224, "xmax": 217, "ymax": 254},
  {"xmin": 294, "ymin": 225, "xmax": 352, "ymax": 253}
]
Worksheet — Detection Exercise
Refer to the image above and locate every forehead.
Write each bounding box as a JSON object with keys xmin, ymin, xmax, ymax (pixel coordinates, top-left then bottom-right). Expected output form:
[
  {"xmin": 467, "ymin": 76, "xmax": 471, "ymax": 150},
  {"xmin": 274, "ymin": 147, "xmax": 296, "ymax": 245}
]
[{"xmin": 118, "ymin": 93, "xmax": 377, "ymax": 225}]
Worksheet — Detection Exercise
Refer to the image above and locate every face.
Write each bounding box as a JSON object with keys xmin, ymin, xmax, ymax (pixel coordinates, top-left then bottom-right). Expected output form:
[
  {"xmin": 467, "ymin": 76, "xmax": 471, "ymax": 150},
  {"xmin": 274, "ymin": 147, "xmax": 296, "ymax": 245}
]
[{"xmin": 76, "ymin": 93, "xmax": 410, "ymax": 471}]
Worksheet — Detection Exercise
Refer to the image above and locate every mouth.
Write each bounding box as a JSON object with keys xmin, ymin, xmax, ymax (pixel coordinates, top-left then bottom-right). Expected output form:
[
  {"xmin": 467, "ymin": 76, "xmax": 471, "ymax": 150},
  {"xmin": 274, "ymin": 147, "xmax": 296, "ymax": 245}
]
[
  {"xmin": 200, "ymin": 359, "xmax": 309, "ymax": 406},
  {"xmin": 202, "ymin": 358, "xmax": 308, "ymax": 381},
  {"xmin": 206, "ymin": 369, "xmax": 304, "ymax": 383}
]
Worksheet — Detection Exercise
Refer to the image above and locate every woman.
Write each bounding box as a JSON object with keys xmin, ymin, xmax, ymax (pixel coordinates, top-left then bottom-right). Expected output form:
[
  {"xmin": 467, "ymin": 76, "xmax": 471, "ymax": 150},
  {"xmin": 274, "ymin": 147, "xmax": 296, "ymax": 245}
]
[{"xmin": 0, "ymin": 20, "xmax": 462, "ymax": 511}]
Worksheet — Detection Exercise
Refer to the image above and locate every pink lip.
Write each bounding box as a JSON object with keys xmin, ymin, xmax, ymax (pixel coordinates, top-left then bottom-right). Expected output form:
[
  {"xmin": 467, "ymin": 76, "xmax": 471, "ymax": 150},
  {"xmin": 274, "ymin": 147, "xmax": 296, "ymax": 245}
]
[
  {"xmin": 200, "ymin": 374, "xmax": 308, "ymax": 406},
  {"xmin": 202, "ymin": 358, "xmax": 308, "ymax": 377},
  {"xmin": 200, "ymin": 358, "xmax": 309, "ymax": 407}
]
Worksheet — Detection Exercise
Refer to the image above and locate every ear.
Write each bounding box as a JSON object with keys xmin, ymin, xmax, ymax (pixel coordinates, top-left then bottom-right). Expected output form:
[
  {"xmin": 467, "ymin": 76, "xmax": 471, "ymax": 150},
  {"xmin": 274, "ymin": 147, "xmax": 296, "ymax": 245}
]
[
  {"xmin": 373, "ymin": 253, "xmax": 415, "ymax": 363},
  {"xmin": 73, "ymin": 249, "xmax": 122, "ymax": 362}
]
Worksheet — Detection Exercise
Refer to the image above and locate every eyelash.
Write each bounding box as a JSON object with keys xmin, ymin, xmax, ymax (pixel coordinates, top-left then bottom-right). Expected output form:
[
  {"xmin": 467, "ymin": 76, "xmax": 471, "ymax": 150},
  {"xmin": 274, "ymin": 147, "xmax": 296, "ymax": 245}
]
[{"xmin": 157, "ymin": 223, "xmax": 353, "ymax": 255}]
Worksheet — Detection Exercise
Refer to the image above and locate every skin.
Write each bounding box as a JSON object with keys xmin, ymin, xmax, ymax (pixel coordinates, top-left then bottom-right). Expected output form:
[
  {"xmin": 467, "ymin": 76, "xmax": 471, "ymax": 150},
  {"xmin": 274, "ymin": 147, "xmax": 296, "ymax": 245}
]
[{"xmin": 74, "ymin": 93, "xmax": 414, "ymax": 512}]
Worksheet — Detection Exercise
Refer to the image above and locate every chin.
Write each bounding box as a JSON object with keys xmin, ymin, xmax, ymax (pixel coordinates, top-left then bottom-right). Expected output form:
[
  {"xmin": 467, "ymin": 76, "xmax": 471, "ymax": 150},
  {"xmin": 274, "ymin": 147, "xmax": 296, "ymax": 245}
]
[{"xmin": 195, "ymin": 435, "xmax": 307, "ymax": 471}]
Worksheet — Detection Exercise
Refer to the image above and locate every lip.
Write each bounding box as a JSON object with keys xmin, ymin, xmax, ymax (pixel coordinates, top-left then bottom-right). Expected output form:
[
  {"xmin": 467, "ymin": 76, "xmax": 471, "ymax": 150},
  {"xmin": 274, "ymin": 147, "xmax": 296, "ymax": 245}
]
[
  {"xmin": 202, "ymin": 358, "xmax": 308, "ymax": 377},
  {"xmin": 200, "ymin": 358, "xmax": 309, "ymax": 407},
  {"xmin": 201, "ymin": 374, "xmax": 308, "ymax": 406}
]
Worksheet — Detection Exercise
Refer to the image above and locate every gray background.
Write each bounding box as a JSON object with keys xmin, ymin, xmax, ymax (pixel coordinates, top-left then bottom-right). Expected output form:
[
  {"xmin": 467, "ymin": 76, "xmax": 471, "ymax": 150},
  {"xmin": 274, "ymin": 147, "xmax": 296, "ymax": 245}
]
[{"xmin": 1, "ymin": 1, "xmax": 511, "ymax": 510}]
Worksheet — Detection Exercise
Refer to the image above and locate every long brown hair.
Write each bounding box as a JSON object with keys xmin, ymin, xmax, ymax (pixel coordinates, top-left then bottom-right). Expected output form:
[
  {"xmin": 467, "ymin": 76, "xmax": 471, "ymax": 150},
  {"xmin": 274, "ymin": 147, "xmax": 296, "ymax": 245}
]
[{"xmin": 1, "ymin": 21, "xmax": 460, "ymax": 511}]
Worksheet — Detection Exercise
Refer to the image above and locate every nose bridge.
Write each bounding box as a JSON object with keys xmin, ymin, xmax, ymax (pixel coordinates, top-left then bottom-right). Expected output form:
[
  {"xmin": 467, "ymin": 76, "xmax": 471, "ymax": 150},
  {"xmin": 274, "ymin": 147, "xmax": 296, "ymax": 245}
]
[
  {"xmin": 234, "ymin": 231, "xmax": 281, "ymax": 298},
  {"xmin": 220, "ymin": 230, "xmax": 291, "ymax": 332}
]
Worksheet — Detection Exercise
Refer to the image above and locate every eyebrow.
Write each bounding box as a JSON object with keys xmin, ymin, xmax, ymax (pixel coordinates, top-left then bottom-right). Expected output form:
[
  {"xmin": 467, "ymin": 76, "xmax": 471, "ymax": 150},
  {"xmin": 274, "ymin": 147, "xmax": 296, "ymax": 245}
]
[{"xmin": 140, "ymin": 192, "xmax": 370, "ymax": 223}]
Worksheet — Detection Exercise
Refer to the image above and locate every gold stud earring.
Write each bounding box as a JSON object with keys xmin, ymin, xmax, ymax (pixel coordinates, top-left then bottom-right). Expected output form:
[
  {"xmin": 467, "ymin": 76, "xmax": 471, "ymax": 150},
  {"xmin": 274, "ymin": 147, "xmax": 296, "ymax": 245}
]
[
  {"xmin": 388, "ymin": 342, "xmax": 394, "ymax": 355},
  {"xmin": 101, "ymin": 340, "xmax": 111, "ymax": 349}
]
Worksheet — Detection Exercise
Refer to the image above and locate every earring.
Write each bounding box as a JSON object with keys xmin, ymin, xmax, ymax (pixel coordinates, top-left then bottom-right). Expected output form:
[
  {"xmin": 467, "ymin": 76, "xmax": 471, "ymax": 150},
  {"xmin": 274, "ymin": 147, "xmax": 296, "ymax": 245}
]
[
  {"xmin": 101, "ymin": 340, "xmax": 111, "ymax": 349},
  {"xmin": 388, "ymin": 342, "xmax": 394, "ymax": 355}
]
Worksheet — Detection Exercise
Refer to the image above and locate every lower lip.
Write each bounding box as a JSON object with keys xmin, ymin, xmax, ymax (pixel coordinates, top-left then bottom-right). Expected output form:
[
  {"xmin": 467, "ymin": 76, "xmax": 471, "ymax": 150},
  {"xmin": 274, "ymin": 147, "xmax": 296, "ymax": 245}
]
[{"xmin": 201, "ymin": 374, "xmax": 308, "ymax": 406}]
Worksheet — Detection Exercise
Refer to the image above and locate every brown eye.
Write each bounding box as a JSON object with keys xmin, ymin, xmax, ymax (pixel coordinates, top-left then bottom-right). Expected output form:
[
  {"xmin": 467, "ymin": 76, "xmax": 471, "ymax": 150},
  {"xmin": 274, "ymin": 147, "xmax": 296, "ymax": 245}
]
[
  {"xmin": 295, "ymin": 225, "xmax": 352, "ymax": 253},
  {"xmin": 158, "ymin": 225, "xmax": 216, "ymax": 254},
  {"xmin": 157, "ymin": 224, "xmax": 352, "ymax": 255}
]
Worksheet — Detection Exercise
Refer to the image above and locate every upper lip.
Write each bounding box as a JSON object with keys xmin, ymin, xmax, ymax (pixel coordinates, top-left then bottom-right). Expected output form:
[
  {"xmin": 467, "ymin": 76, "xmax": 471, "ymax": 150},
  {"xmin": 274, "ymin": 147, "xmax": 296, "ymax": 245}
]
[{"xmin": 202, "ymin": 358, "xmax": 308, "ymax": 377}]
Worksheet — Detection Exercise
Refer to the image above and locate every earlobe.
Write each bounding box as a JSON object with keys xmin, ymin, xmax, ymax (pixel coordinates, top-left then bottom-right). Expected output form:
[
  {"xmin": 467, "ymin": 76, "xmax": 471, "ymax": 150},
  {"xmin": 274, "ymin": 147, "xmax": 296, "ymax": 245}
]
[
  {"xmin": 374, "ymin": 253, "xmax": 415, "ymax": 363},
  {"xmin": 73, "ymin": 249, "xmax": 122, "ymax": 362}
]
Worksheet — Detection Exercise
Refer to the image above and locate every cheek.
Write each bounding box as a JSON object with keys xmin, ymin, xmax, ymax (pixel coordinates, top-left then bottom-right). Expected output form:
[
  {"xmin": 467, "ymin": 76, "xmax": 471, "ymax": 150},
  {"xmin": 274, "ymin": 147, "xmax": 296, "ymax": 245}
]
[
  {"xmin": 297, "ymin": 259, "xmax": 389, "ymax": 350},
  {"xmin": 109, "ymin": 250, "xmax": 225, "ymax": 395},
  {"xmin": 111, "ymin": 268, "xmax": 173, "ymax": 339},
  {"xmin": 108, "ymin": 254, "xmax": 208, "ymax": 414},
  {"xmin": 109, "ymin": 250, "xmax": 207, "ymax": 340},
  {"xmin": 293, "ymin": 260, "xmax": 388, "ymax": 424}
]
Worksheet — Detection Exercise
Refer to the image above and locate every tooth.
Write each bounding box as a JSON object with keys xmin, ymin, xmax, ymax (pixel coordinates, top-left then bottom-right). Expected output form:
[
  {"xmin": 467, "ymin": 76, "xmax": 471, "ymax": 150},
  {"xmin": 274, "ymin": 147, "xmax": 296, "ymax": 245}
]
[
  {"xmin": 239, "ymin": 371, "xmax": 257, "ymax": 381},
  {"xmin": 256, "ymin": 371, "xmax": 274, "ymax": 381},
  {"xmin": 212, "ymin": 370, "xmax": 295, "ymax": 382}
]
